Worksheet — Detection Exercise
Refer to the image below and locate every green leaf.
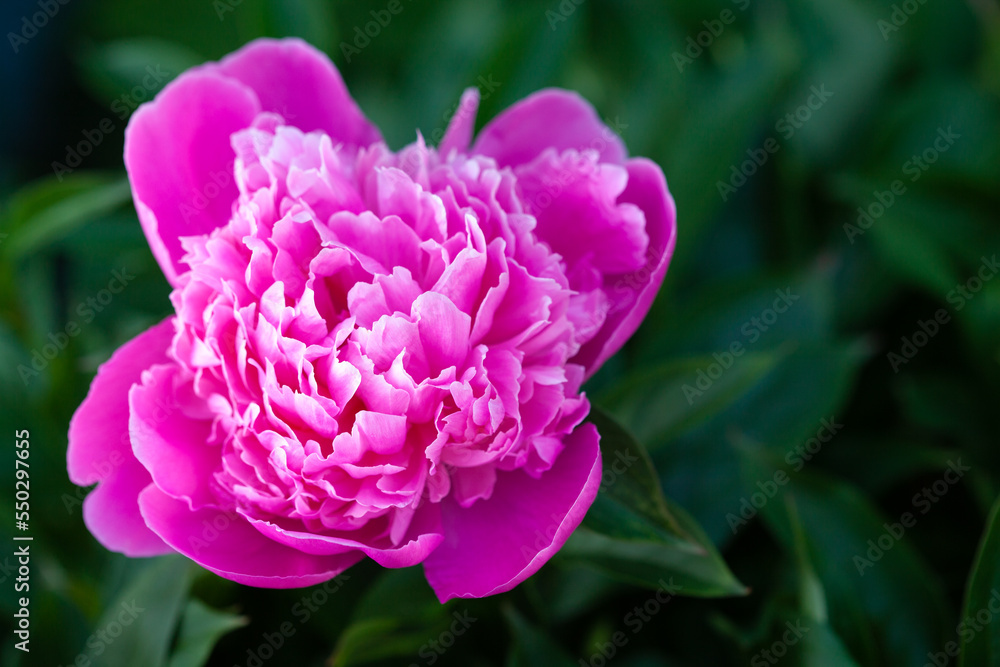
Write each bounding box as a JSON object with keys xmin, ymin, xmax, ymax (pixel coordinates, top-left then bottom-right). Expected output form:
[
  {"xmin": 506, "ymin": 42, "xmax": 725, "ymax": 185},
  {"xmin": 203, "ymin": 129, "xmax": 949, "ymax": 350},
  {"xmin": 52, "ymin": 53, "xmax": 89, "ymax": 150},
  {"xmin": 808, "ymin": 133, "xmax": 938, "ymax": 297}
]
[
  {"xmin": 619, "ymin": 342, "xmax": 866, "ymax": 545},
  {"xmin": 799, "ymin": 626, "xmax": 866, "ymax": 667},
  {"xmin": 503, "ymin": 606, "xmax": 576, "ymax": 667},
  {"xmin": 959, "ymin": 492, "xmax": 1000, "ymax": 667},
  {"xmin": 737, "ymin": 444, "xmax": 950, "ymax": 666},
  {"xmin": 76, "ymin": 38, "xmax": 197, "ymax": 106},
  {"xmin": 820, "ymin": 437, "xmax": 959, "ymax": 497},
  {"xmin": 612, "ymin": 270, "xmax": 851, "ymax": 530},
  {"xmin": 598, "ymin": 348, "xmax": 788, "ymax": 450},
  {"xmin": 1, "ymin": 174, "xmax": 132, "ymax": 260},
  {"xmin": 331, "ymin": 617, "xmax": 435, "ymax": 667},
  {"xmin": 265, "ymin": 0, "xmax": 335, "ymax": 54},
  {"xmin": 584, "ymin": 408, "xmax": 685, "ymax": 539},
  {"xmin": 0, "ymin": 321, "xmax": 28, "ymax": 390},
  {"xmin": 532, "ymin": 564, "xmax": 622, "ymax": 624},
  {"xmin": 351, "ymin": 565, "xmax": 441, "ymax": 623},
  {"xmin": 786, "ymin": 495, "xmax": 862, "ymax": 666},
  {"xmin": 564, "ymin": 409, "xmax": 747, "ymax": 597},
  {"xmin": 91, "ymin": 555, "xmax": 196, "ymax": 667},
  {"xmin": 868, "ymin": 205, "xmax": 959, "ymax": 295},
  {"xmin": 784, "ymin": 0, "xmax": 894, "ymax": 164},
  {"xmin": 82, "ymin": 0, "xmax": 258, "ymax": 61},
  {"xmin": 166, "ymin": 599, "xmax": 247, "ymax": 667},
  {"xmin": 896, "ymin": 373, "xmax": 985, "ymax": 438},
  {"xmin": 637, "ymin": 267, "xmax": 838, "ymax": 363},
  {"xmin": 663, "ymin": 22, "xmax": 799, "ymax": 275},
  {"xmin": 331, "ymin": 568, "xmax": 450, "ymax": 667}
]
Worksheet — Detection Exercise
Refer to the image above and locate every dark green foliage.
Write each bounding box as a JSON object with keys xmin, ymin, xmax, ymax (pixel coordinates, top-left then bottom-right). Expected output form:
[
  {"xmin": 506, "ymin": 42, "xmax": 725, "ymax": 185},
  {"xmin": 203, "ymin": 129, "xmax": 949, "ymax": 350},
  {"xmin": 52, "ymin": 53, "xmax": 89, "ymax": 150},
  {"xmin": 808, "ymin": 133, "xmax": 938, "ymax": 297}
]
[{"xmin": 1, "ymin": 0, "xmax": 998, "ymax": 664}]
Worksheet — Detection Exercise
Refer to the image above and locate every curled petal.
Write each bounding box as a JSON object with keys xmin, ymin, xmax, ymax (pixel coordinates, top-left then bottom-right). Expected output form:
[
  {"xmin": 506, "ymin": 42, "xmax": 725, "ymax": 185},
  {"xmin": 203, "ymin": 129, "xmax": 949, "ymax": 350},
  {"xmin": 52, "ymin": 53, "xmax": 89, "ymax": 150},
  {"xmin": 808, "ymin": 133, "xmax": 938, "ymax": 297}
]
[
  {"xmin": 245, "ymin": 502, "xmax": 443, "ymax": 569},
  {"xmin": 130, "ymin": 363, "xmax": 221, "ymax": 509},
  {"xmin": 422, "ymin": 423, "xmax": 601, "ymax": 601},
  {"xmin": 574, "ymin": 158, "xmax": 677, "ymax": 376},
  {"xmin": 210, "ymin": 38, "xmax": 382, "ymax": 148},
  {"xmin": 439, "ymin": 87, "xmax": 480, "ymax": 157},
  {"xmin": 125, "ymin": 72, "xmax": 260, "ymax": 285},
  {"xmin": 67, "ymin": 319, "xmax": 177, "ymax": 556},
  {"xmin": 473, "ymin": 89, "xmax": 626, "ymax": 168},
  {"xmin": 139, "ymin": 485, "xmax": 360, "ymax": 588}
]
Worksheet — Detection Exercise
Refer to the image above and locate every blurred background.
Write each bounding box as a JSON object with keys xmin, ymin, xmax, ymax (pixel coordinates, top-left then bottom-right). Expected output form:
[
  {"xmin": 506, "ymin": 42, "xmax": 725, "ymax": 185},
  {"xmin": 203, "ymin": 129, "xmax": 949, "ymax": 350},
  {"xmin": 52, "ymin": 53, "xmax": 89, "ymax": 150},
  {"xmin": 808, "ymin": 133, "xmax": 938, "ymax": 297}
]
[{"xmin": 2, "ymin": 0, "xmax": 1000, "ymax": 665}]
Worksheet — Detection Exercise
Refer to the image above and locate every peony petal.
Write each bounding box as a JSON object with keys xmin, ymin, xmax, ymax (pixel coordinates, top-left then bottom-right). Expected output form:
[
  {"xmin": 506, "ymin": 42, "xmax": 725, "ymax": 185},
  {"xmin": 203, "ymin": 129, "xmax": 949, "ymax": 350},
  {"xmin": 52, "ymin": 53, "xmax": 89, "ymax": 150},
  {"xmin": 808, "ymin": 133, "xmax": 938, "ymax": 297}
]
[
  {"xmin": 129, "ymin": 363, "xmax": 220, "ymax": 509},
  {"xmin": 81, "ymin": 459, "xmax": 170, "ymax": 557},
  {"xmin": 439, "ymin": 87, "xmax": 480, "ymax": 157},
  {"xmin": 211, "ymin": 38, "xmax": 382, "ymax": 148},
  {"xmin": 245, "ymin": 503, "xmax": 443, "ymax": 568},
  {"xmin": 517, "ymin": 151, "xmax": 647, "ymax": 275},
  {"xmin": 139, "ymin": 485, "xmax": 361, "ymax": 588},
  {"xmin": 414, "ymin": 292, "xmax": 472, "ymax": 376},
  {"xmin": 422, "ymin": 423, "xmax": 601, "ymax": 601},
  {"xmin": 125, "ymin": 71, "xmax": 260, "ymax": 285},
  {"xmin": 472, "ymin": 89, "xmax": 626, "ymax": 168},
  {"xmin": 573, "ymin": 158, "xmax": 677, "ymax": 377},
  {"xmin": 67, "ymin": 318, "xmax": 177, "ymax": 556},
  {"xmin": 100, "ymin": 54, "xmax": 670, "ymax": 597}
]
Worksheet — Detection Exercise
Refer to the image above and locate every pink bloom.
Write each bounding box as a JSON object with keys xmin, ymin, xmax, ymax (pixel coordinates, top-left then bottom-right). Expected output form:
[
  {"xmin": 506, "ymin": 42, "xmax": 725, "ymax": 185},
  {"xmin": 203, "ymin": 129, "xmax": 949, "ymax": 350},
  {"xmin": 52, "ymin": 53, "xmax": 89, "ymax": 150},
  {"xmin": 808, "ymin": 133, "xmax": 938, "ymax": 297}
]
[{"xmin": 67, "ymin": 38, "xmax": 676, "ymax": 601}]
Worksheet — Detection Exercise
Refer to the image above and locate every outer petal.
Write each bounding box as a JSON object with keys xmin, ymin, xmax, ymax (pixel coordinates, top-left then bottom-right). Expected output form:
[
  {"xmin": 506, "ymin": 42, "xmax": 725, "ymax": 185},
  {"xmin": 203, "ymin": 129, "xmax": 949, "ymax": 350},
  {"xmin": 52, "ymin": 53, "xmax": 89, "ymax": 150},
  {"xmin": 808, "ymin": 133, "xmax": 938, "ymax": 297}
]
[
  {"xmin": 67, "ymin": 319, "xmax": 177, "ymax": 557},
  {"xmin": 472, "ymin": 89, "xmax": 626, "ymax": 168},
  {"xmin": 129, "ymin": 364, "xmax": 219, "ymax": 509},
  {"xmin": 124, "ymin": 71, "xmax": 261, "ymax": 285},
  {"xmin": 245, "ymin": 502, "xmax": 443, "ymax": 569},
  {"xmin": 516, "ymin": 150, "xmax": 647, "ymax": 274},
  {"xmin": 439, "ymin": 88, "xmax": 479, "ymax": 157},
  {"xmin": 422, "ymin": 423, "xmax": 602, "ymax": 601},
  {"xmin": 210, "ymin": 38, "xmax": 382, "ymax": 148},
  {"xmin": 574, "ymin": 158, "xmax": 677, "ymax": 377},
  {"xmin": 138, "ymin": 486, "xmax": 361, "ymax": 588}
]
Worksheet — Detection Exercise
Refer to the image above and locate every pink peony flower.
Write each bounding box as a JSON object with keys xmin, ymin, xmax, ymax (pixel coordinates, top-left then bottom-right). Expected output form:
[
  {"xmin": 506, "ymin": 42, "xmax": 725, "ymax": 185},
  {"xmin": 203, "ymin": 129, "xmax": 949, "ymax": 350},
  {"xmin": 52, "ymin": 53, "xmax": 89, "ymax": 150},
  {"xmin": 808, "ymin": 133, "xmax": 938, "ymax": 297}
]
[{"xmin": 67, "ymin": 38, "xmax": 675, "ymax": 601}]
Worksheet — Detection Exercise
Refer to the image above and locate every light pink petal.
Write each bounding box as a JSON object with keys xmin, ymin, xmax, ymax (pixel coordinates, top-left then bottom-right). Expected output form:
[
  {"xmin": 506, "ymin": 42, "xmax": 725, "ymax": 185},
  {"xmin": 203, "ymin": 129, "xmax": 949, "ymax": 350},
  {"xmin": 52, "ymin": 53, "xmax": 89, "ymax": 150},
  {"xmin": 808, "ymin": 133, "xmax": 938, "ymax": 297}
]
[
  {"xmin": 574, "ymin": 158, "xmax": 677, "ymax": 377},
  {"xmin": 431, "ymin": 245, "xmax": 487, "ymax": 315},
  {"xmin": 125, "ymin": 71, "xmax": 260, "ymax": 285},
  {"xmin": 422, "ymin": 423, "xmax": 601, "ymax": 601},
  {"xmin": 211, "ymin": 38, "xmax": 381, "ymax": 148},
  {"xmin": 81, "ymin": 459, "xmax": 170, "ymax": 557},
  {"xmin": 450, "ymin": 465, "xmax": 497, "ymax": 508},
  {"xmin": 138, "ymin": 485, "xmax": 361, "ymax": 588},
  {"xmin": 439, "ymin": 88, "xmax": 480, "ymax": 157},
  {"xmin": 472, "ymin": 89, "xmax": 626, "ymax": 168},
  {"xmin": 517, "ymin": 151, "xmax": 647, "ymax": 274},
  {"xmin": 245, "ymin": 503, "xmax": 442, "ymax": 568},
  {"xmin": 129, "ymin": 364, "xmax": 220, "ymax": 509},
  {"xmin": 414, "ymin": 292, "xmax": 471, "ymax": 376},
  {"xmin": 67, "ymin": 318, "xmax": 177, "ymax": 556},
  {"xmin": 354, "ymin": 410, "xmax": 409, "ymax": 456}
]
